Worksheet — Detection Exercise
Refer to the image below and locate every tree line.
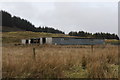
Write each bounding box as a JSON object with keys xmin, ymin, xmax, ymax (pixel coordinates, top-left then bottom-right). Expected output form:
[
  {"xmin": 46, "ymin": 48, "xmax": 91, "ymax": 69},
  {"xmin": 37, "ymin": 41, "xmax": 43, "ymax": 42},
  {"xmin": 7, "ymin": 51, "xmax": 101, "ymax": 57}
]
[
  {"xmin": 69, "ymin": 31, "xmax": 119, "ymax": 40},
  {"xmin": 1, "ymin": 10, "xmax": 64, "ymax": 34}
]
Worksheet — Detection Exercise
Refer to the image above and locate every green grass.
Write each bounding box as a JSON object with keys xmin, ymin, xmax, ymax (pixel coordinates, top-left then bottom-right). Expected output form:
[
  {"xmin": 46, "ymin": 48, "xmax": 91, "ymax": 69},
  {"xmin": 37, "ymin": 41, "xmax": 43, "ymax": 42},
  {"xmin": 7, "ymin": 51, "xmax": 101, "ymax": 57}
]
[
  {"xmin": 2, "ymin": 31, "xmax": 66, "ymax": 44},
  {"xmin": 64, "ymin": 65, "xmax": 88, "ymax": 78},
  {"xmin": 105, "ymin": 39, "xmax": 120, "ymax": 45}
]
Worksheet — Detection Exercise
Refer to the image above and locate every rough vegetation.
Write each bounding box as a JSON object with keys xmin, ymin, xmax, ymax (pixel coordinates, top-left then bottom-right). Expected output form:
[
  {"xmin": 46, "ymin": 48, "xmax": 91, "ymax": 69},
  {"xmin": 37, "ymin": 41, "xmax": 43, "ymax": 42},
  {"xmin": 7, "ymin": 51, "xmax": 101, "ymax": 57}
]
[
  {"xmin": 2, "ymin": 45, "xmax": 119, "ymax": 78},
  {"xmin": 1, "ymin": 9, "xmax": 119, "ymax": 79},
  {"xmin": 2, "ymin": 31, "xmax": 65, "ymax": 44},
  {"xmin": 1, "ymin": 31, "xmax": 119, "ymax": 79}
]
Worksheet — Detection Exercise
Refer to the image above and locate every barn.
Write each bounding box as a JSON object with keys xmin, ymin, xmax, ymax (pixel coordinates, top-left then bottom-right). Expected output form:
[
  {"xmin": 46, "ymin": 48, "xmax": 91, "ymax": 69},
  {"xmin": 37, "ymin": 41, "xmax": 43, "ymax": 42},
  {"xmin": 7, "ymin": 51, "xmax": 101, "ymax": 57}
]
[{"xmin": 21, "ymin": 37, "xmax": 105, "ymax": 45}]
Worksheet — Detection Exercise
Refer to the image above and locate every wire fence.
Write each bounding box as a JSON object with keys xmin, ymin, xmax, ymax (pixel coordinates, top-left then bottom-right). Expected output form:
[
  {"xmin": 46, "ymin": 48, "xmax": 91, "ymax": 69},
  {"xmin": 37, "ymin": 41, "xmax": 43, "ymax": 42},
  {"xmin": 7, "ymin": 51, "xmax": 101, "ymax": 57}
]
[{"xmin": 2, "ymin": 43, "xmax": 119, "ymax": 49}]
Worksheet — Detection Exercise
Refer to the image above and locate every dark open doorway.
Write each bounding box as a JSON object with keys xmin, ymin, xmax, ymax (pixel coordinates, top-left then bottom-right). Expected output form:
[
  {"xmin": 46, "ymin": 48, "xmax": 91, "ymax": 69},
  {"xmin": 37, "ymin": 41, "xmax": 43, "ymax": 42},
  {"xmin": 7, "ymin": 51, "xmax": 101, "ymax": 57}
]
[
  {"xmin": 30, "ymin": 39, "xmax": 33, "ymax": 44},
  {"xmin": 26, "ymin": 40, "xmax": 28, "ymax": 44},
  {"xmin": 42, "ymin": 38, "xmax": 46, "ymax": 44}
]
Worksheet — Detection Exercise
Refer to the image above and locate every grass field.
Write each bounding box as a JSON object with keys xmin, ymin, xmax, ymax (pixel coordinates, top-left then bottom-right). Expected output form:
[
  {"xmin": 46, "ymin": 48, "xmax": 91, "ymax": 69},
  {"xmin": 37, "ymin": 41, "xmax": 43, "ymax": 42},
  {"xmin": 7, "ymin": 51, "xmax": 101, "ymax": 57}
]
[
  {"xmin": 1, "ymin": 31, "xmax": 119, "ymax": 78},
  {"xmin": 2, "ymin": 44, "xmax": 119, "ymax": 78},
  {"xmin": 2, "ymin": 31, "xmax": 66, "ymax": 44}
]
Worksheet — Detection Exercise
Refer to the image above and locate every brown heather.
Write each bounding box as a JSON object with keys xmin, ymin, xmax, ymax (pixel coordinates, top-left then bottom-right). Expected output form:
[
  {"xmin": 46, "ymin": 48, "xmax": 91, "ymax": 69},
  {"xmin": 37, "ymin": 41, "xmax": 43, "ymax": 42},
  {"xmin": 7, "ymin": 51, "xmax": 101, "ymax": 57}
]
[{"xmin": 2, "ymin": 44, "xmax": 119, "ymax": 78}]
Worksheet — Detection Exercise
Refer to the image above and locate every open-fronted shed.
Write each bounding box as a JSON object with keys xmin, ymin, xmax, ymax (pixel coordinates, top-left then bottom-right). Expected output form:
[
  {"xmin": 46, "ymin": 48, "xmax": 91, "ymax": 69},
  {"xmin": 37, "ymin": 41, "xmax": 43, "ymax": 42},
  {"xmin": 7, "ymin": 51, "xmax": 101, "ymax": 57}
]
[{"xmin": 21, "ymin": 37, "xmax": 105, "ymax": 45}]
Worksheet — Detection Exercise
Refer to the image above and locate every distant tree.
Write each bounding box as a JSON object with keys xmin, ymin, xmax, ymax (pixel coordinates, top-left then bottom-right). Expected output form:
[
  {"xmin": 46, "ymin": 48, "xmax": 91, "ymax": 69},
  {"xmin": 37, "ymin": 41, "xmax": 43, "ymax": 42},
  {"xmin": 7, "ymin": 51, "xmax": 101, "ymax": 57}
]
[
  {"xmin": 69, "ymin": 31, "xmax": 119, "ymax": 40},
  {"xmin": 1, "ymin": 10, "xmax": 65, "ymax": 34},
  {"xmin": 36, "ymin": 26, "xmax": 64, "ymax": 34},
  {"xmin": 69, "ymin": 31, "xmax": 78, "ymax": 36},
  {"xmin": 69, "ymin": 31, "xmax": 92, "ymax": 37},
  {"xmin": 1, "ymin": 10, "xmax": 12, "ymax": 27},
  {"xmin": 93, "ymin": 32, "xmax": 119, "ymax": 40},
  {"xmin": 12, "ymin": 16, "xmax": 35, "ymax": 31}
]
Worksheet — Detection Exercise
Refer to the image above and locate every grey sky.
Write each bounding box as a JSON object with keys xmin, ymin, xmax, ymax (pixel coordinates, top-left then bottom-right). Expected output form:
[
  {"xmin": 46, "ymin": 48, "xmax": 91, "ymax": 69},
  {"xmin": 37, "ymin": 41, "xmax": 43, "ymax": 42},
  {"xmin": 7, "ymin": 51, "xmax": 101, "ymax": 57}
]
[{"xmin": 0, "ymin": 2, "xmax": 118, "ymax": 34}]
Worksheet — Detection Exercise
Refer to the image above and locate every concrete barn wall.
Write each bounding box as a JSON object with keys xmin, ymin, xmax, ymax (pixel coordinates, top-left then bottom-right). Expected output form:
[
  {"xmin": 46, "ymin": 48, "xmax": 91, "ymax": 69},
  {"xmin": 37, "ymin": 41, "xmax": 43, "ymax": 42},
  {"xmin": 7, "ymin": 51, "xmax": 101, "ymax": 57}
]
[
  {"xmin": 46, "ymin": 37, "xmax": 52, "ymax": 44},
  {"xmin": 40, "ymin": 38, "xmax": 43, "ymax": 44},
  {"xmin": 21, "ymin": 37, "xmax": 105, "ymax": 45},
  {"xmin": 52, "ymin": 38, "xmax": 105, "ymax": 45},
  {"xmin": 21, "ymin": 39, "xmax": 26, "ymax": 44},
  {"xmin": 28, "ymin": 39, "xmax": 31, "ymax": 44},
  {"xmin": 28, "ymin": 38, "xmax": 52, "ymax": 44}
]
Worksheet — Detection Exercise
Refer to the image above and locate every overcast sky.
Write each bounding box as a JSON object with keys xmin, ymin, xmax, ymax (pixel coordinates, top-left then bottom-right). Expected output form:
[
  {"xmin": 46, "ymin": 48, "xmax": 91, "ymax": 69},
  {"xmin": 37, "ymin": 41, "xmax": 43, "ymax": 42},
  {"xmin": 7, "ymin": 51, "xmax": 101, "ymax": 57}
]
[{"xmin": 0, "ymin": 1, "xmax": 118, "ymax": 34}]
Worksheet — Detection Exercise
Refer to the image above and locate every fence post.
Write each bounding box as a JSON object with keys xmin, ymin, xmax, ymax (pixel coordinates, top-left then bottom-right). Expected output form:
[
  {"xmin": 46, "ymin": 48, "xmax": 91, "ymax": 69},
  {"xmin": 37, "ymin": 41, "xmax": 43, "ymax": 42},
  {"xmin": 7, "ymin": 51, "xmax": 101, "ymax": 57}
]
[
  {"xmin": 33, "ymin": 48, "xmax": 36, "ymax": 60},
  {"xmin": 91, "ymin": 45, "xmax": 94, "ymax": 53}
]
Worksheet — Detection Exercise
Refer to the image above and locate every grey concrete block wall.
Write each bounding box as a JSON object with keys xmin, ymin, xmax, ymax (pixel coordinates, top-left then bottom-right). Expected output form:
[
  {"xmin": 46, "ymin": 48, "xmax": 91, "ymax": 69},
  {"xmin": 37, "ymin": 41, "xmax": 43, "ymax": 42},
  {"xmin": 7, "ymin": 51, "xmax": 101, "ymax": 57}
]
[{"xmin": 52, "ymin": 38, "xmax": 105, "ymax": 45}]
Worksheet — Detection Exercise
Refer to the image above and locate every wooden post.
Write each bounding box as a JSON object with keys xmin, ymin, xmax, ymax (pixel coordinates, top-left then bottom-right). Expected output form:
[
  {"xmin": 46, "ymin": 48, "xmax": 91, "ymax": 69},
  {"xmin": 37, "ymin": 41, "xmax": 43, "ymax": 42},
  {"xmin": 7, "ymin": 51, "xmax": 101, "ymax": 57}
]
[
  {"xmin": 33, "ymin": 48, "xmax": 36, "ymax": 60},
  {"xmin": 91, "ymin": 45, "xmax": 94, "ymax": 53}
]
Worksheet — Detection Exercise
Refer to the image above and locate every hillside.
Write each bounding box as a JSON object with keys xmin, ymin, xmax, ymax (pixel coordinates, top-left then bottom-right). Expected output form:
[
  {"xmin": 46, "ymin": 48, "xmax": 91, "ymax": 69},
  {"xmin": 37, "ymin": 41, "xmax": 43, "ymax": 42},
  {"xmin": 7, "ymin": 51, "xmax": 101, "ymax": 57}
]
[
  {"xmin": 1, "ymin": 10, "xmax": 119, "ymax": 40},
  {"xmin": 1, "ymin": 10, "xmax": 64, "ymax": 34},
  {"xmin": 2, "ymin": 31, "xmax": 66, "ymax": 44},
  {"xmin": 2, "ymin": 26, "xmax": 25, "ymax": 32}
]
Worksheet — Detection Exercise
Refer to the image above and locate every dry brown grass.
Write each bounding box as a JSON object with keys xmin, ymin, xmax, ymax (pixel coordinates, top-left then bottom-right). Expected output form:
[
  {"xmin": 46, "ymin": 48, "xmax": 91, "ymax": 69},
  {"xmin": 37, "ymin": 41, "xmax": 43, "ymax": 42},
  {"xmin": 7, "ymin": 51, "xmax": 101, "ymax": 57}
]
[{"xmin": 2, "ymin": 44, "xmax": 119, "ymax": 78}]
